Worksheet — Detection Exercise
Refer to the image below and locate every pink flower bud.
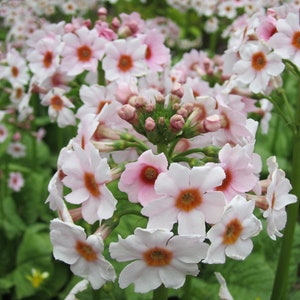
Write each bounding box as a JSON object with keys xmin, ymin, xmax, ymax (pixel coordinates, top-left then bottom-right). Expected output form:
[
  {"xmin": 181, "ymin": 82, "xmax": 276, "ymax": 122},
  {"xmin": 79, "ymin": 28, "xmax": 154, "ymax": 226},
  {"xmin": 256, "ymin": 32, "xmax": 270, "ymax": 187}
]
[
  {"xmin": 97, "ymin": 7, "xmax": 107, "ymax": 18},
  {"xmin": 170, "ymin": 114, "xmax": 185, "ymax": 131},
  {"xmin": 13, "ymin": 132, "xmax": 21, "ymax": 142},
  {"xmin": 145, "ymin": 117, "xmax": 156, "ymax": 131},
  {"xmin": 171, "ymin": 82, "xmax": 184, "ymax": 98},
  {"xmin": 64, "ymin": 23, "xmax": 74, "ymax": 33},
  {"xmin": 128, "ymin": 96, "xmax": 145, "ymax": 108},
  {"xmin": 111, "ymin": 17, "xmax": 120, "ymax": 31},
  {"xmin": 118, "ymin": 104, "xmax": 138, "ymax": 125}
]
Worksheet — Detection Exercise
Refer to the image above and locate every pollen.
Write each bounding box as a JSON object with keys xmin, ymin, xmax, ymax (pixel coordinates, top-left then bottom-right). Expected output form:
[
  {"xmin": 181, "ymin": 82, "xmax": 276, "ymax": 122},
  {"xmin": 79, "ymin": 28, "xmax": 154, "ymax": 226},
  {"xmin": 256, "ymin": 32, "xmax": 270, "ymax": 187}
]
[
  {"xmin": 175, "ymin": 188, "xmax": 202, "ymax": 212},
  {"xmin": 118, "ymin": 54, "xmax": 133, "ymax": 72},
  {"xmin": 75, "ymin": 240, "xmax": 98, "ymax": 262},
  {"xmin": 143, "ymin": 247, "xmax": 173, "ymax": 267},
  {"xmin": 84, "ymin": 172, "xmax": 100, "ymax": 197},
  {"xmin": 50, "ymin": 95, "xmax": 64, "ymax": 111},
  {"xmin": 292, "ymin": 31, "xmax": 300, "ymax": 50},
  {"xmin": 43, "ymin": 51, "xmax": 53, "ymax": 68},
  {"xmin": 223, "ymin": 218, "xmax": 243, "ymax": 245},
  {"xmin": 251, "ymin": 51, "xmax": 267, "ymax": 71},
  {"xmin": 77, "ymin": 45, "xmax": 92, "ymax": 62},
  {"xmin": 11, "ymin": 66, "xmax": 19, "ymax": 77},
  {"xmin": 140, "ymin": 165, "xmax": 159, "ymax": 185}
]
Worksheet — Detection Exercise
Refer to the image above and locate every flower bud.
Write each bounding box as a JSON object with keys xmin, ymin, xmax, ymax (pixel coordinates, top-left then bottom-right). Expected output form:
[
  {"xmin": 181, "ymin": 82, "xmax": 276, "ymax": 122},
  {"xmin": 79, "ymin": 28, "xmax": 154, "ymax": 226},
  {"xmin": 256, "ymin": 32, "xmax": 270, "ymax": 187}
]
[
  {"xmin": 170, "ymin": 114, "xmax": 185, "ymax": 131},
  {"xmin": 202, "ymin": 114, "xmax": 221, "ymax": 132},
  {"xmin": 145, "ymin": 117, "xmax": 156, "ymax": 131},
  {"xmin": 118, "ymin": 104, "xmax": 138, "ymax": 125}
]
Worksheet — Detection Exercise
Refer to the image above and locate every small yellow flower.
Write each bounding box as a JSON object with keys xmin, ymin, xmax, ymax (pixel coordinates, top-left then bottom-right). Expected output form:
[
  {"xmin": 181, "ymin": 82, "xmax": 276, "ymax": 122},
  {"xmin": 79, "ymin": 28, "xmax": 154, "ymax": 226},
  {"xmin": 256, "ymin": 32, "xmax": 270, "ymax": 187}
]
[{"xmin": 26, "ymin": 268, "xmax": 49, "ymax": 288}]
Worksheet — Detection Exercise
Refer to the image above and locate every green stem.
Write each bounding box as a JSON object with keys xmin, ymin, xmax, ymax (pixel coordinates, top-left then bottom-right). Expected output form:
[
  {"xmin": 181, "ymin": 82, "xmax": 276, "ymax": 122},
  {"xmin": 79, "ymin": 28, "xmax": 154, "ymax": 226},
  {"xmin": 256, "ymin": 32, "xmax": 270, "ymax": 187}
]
[
  {"xmin": 270, "ymin": 82, "xmax": 300, "ymax": 300},
  {"xmin": 152, "ymin": 285, "xmax": 168, "ymax": 300},
  {"xmin": 181, "ymin": 276, "xmax": 192, "ymax": 300}
]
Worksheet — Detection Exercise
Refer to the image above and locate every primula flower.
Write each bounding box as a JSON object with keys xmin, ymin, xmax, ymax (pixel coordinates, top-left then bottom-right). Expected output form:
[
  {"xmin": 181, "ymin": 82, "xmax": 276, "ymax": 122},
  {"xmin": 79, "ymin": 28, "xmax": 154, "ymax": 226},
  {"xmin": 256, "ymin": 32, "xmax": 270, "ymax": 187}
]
[
  {"xmin": 232, "ymin": 41, "xmax": 284, "ymax": 93},
  {"xmin": 109, "ymin": 227, "xmax": 208, "ymax": 293},
  {"xmin": 212, "ymin": 143, "xmax": 259, "ymax": 202},
  {"xmin": 50, "ymin": 218, "xmax": 116, "ymax": 289},
  {"xmin": 268, "ymin": 13, "xmax": 300, "ymax": 69},
  {"xmin": 7, "ymin": 142, "xmax": 26, "ymax": 158},
  {"xmin": 8, "ymin": 171, "xmax": 24, "ymax": 192},
  {"xmin": 263, "ymin": 156, "xmax": 297, "ymax": 240},
  {"xmin": 0, "ymin": 124, "xmax": 8, "ymax": 143},
  {"xmin": 140, "ymin": 29, "xmax": 170, "ymax": 72},
  {"xmin": 61, "ymin": 143, "xmax": 117, "ymax": 224},
  {"xmin": 102, "ymin": 38, "xmax": 147, "ymax": 82},
  {"xmin": 41, "ymin": 88, "xmax": 76, "ymax": 128},
  {"xmin": 204, "ymin": 195, "xmax": 262, "ymax": 264},
  {"xmin": 118, "ymin": 150, "xmax": 168, "ymax": 206},
  {"xmin": 61, "ymin": 27, "xmax": 106, "ymax": 76},
  {"xmin": 142, "ymin": 163, "xmax": 226, "ymax": 237}
]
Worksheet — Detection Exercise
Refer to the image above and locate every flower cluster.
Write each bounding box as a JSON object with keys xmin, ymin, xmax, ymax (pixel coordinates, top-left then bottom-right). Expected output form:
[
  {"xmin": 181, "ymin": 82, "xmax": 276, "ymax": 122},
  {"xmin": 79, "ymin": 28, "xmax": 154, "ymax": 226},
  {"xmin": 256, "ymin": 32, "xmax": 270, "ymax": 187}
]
[{"xmin": 0, "ymin": 0, "xmax": 299, "ymax": 299}]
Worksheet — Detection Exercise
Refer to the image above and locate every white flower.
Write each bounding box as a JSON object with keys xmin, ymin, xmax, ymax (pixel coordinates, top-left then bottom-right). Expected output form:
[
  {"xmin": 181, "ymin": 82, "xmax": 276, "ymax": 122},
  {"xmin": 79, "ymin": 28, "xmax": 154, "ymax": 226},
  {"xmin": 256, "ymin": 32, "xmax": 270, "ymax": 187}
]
[
  {"xmin": 204, "ymin": 195, "xmax": 262, "ymax": 264},
  {"xmin": 109, "ymin": 227, "xmax": 208, "ymax": 293},
  {"xmin": 50, "ymin": 218, "xmax": 116, "ymax": 289}
]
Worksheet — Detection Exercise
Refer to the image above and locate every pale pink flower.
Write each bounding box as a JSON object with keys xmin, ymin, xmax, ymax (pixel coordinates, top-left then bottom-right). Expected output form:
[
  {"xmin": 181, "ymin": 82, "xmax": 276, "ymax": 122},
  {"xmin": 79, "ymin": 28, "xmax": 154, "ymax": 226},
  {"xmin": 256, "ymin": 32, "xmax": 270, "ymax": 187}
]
[
  {"xmin": 41, "ymin": 88, "xmax": 76, "ymax": 128},
  {"xmin": 215, "ymin": 272, "xmax": 234, "ymax": 300},
  {"xmin": 203, "ymin": 195, "xmax": 262, "ymax": 264},
  {"xmin": 109, "ymin": 227, "xmax": 208, "ymax": 293},
  {"xmin": 0, "ymin": 124, "xmax": 8, "ymax": 143},
  {"xmin": 102, "ymin": 38, "xmax": 147, "ymax": 82},
  {"xmin": 142, "ymin": 163, "xmax": 226, "ymax": 237},
  {"xmin": 50, "ymin": 218, "xmax": 116, "ymax": 289},
  {"xmin": 65, "ymin": 279, "xmax": 89, "ymax": 300},
  {"xmin": 263, "ymin": 156, "xmax": 297, "ymax": 240},
  {"xmin": 61, "ymin": 143, "xmax": 117, "ymax": 224},
  {"xmin": 212, "ymin": 143, "xmax": 260, "ymax": 202},
  {"xmin": 1, "ymin": 48, "xmax": 29, "ymax": 87},
  {"xmin": 61, "ymin": 27, "xmax": 106, "ymax": 76},
  {"xmin": 118, "ymin": 150, "xmax": 168, "ymax": 206},
  {"xmin": 7, "ymin": 142, "xmax": 26, "ymax": 158},
  {"xmin": 140, "ymin": 29, "xmax": 170, "ymax": 72},
  {"xmin": 27, "ymin": 34, "xmax": 62, "ymax": 80},
  {"xmin": 76, "ymin": 83, "xmax": 116, "ymax": 119},
  {"xmin": 268, "ymin": 13, "xmax": 300, "ymax": 68},
  {"xmin": 8, "ymin": 171, "xmax": 24, "ymax": 192},
  {"xmin": 118, "ymin": 12, "xmax": 145, "ymax": 37},
  {"xmin": 232, "ymin": 41, "xmax": 285, "ymax": 93}
]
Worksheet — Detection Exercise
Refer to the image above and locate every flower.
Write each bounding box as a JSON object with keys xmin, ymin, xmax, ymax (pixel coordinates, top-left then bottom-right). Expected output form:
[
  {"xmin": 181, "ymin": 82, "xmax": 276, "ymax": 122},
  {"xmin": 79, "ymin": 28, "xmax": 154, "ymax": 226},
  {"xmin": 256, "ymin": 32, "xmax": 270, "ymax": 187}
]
[
  {"xmin": 61, "ymin": 27, "xmax": 106, "ymax": 76},
  {"xmin": 0, "ymin": 124, "xmax": 8, "ymax": 143},
  {"xmin": 232, "ymin": 41, "xmax": 285, "ymax": 93},
  {"xmin": 61, "ymin": 143, "xmax": 117, "ymax": 224},
  {"xmin": 203, "ymin": 195, "xmax": 262, "ymax": 264},
  {"xmin": 50, "ymin": 218, "xmax": 116, "ymax": 289},
  {"xmin": 8, "ymin": 171, "xmax": 24, "ymax": 192},
  {"xmin": 7, "ymin": 142, "xmax": 26, "ymax": 158},
  {"xmin": 212, "ymin": 143, "xmax": 259, "ymax": 201},
  {"xmin": 268, "ymin": 12, "xmax": 300, "ymax": 69},
  {"xmin": 26, "ymin": 268, "xmax": 49, "ymax": 288},
  {"xmin": 41, "ymin": 88, "xmax": 76, "ymax": 127},
  {"xmin": 263, "ymin": 156, "xmax": 297, "ymax": 240},
  {"xmin": 140, "ymin": 29, "xmax": 170, "ymax": 71},
  {"xmin": 109, "ymin": 227, "xmax": 208, "ymax": 293},
  {"xmin": 118, "ymin": 149, "xmax": 168, "ymax": 206},
  {"xmin": 102, "ymin": 38, "xmax": 147, "ymax": 82},
  {"xmin": 142, "ymin": 163, "xmax": 226, "ymax": 237}
]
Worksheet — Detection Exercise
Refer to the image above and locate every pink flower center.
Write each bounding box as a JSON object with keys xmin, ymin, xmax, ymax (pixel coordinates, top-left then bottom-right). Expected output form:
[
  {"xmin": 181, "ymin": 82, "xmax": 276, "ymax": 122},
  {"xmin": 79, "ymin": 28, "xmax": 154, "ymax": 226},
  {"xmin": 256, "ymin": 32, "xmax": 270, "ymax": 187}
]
[
  {"xmin": 140, "ymin": 165, "xmax": 159, "ymax": 185},
  {"xmin": 43, "ymin": 51, "xmax": 53, "ymax": 68},
  {"xmin": 50, "ymin": 95, "xmax": 64, "ymax": 111},
  {"xmin": 84, "ymin": 172, "xmax": 100, "ymax": 197},
  {"xmin": 77, "ymin": 45, "xmax": 92, "ymax": 62},
  {"xmin": 176, "ymin": 188, "xmax": 202, "ymax": 212},
  {"xmin": 223, "ymin": 218, "xmax": 243, "ymax": 245},
  {"xmin": 118, "ymin": 54, "xmax": 133, "ymax": 72},
  {"xmin": 143, "ymin": 247, "xmax": 173, "ymax": 266},
  {"xmin": 75, "ymin": 240, "xmax": 98, "ymax": 261},
  {"xmin": 292, "ymin": 31, "xmax": 300, "ymax": 50},
  {"xmin": 251, "ymin": 51, "xmax": 267, "ymax": 71},
  {"xmin": 11, "ymin": 66, "xmax": 19, "ymax": 77}
]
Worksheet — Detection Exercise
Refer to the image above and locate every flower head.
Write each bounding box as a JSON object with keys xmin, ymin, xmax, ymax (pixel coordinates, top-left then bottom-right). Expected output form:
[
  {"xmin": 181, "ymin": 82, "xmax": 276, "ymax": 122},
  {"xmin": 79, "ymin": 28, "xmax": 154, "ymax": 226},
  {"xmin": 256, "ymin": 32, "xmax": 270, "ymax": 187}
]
[
  {"xmin": 50, "ymin": 218, "xmax": 116, "ymax": 289},
  {"xmin": 109, "ymin": 227, "xmax": 208, "ymax": 293}
]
